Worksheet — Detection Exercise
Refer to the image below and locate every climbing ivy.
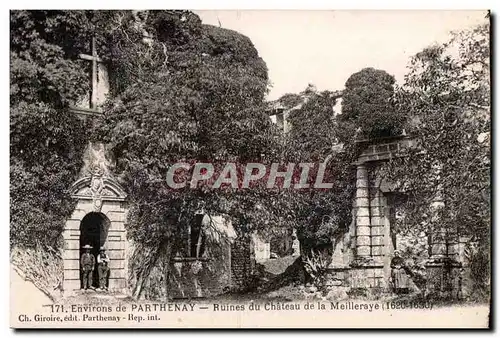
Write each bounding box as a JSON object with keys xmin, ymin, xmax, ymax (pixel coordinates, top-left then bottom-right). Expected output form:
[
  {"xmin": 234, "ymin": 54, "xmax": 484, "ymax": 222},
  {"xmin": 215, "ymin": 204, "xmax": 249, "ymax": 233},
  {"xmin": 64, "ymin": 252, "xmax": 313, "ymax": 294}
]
[
  {"xmin": 10, "ymin": 10, "xmax": 96, "ymax": 247},
  {"xmin": 90, "ymin": 10, "xmax": 283, "ymax": 298},
  {"xmin": 385, "ymin": 23, "xmax": 490, "ymax": 295}
]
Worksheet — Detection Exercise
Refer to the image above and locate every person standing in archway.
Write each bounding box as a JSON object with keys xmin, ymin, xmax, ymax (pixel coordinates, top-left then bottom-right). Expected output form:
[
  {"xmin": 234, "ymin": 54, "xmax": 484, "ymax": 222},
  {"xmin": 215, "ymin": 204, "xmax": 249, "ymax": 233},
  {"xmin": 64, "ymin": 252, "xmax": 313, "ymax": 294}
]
[
  {"xmin": 97, "ymin": 247, "xmax": 110, "ymax": 291},
  {"xmin": 390, "ymin": 250, "xmax": 410, "ymax": 295},
  {"xmin": 81, "ymin": 245, "xmax": 95, "ymax": 290}
]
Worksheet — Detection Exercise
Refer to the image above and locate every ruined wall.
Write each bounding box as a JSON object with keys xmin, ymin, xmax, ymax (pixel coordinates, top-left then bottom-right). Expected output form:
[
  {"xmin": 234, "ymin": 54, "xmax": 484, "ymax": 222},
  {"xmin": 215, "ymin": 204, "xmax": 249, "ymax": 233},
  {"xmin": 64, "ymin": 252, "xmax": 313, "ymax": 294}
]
[
  {"xmin": 348, "ymin": 137, "xmax": 412, "ymax": 289},
  {"xmin": 168, "ymin": 247, "xmax": 232, "ymax": 299},
  {"xmin": 168, "ymin": 215, "xmax": 235, "ymax": 298},
  {"xmin": 231, "ymin": 236, "xmax": 256, "ymax": 291},
  {"xmin": 345, "ymin": 136, "xmax": 464, "ymax": 297}
]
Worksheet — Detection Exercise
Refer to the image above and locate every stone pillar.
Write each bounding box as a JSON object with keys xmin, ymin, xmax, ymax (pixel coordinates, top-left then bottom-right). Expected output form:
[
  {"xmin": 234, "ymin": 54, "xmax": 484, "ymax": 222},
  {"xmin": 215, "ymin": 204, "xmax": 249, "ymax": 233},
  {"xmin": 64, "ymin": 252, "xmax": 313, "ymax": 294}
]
[
  {"xmin": 426, "ymin": 200, "xmax": 461, "ymax": 298},
  {"xmin": 429, "ymin": 198, "xmax": 446, "ymax": 259},
  {"xmin": 355, "ymin": 164, "xmax": 371, "ymax": 257},
  {"xmin": 101, "ymin": 201, "xmax": 128, "ymax": 293},
  {"xmin": 429, "ymin": 230, "xmax": 446, "ymax": 258},
  {"xmin": 62, "ymin": 226, "xmax": 81, "ymax": 294},
  {"xmin": 62, "ymin": 207, "xmax": 89, "ymax": 294},
  {"xmin": 380, "ymin": 194, "xmax": 393, "ymax": 286},
  {"xmin": 429, "ymin": 230, "xmax": 459, "ymax": 261},
  {"xmin": 369, "ymin": 189, "xmax": 386, "ymax": 264},
  {"xmin": 230, "ymin": 237, "xmax": 253, "ymax": 291}
]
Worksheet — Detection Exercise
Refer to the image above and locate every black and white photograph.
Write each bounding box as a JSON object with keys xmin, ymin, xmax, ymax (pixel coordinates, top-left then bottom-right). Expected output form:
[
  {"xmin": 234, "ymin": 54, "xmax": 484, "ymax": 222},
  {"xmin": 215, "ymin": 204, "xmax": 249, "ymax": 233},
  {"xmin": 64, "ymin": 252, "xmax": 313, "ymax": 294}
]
[{"xmin": 9, "ymin": 8, "xmax": 491, "ymax": 328}]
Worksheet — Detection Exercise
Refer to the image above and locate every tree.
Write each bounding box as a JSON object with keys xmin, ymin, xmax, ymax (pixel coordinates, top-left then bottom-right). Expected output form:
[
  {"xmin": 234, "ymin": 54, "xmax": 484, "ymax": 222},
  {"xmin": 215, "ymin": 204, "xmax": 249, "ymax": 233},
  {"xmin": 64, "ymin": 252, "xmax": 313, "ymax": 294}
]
[
  {"xmin": 93, "ymin": 10, "xmax": 283, "ymax": 298},
  {"xmin": 340, "ymin": 67, "xmax": 403, "ymax": 139},
  {"xmin": 385, "ymin": 23, "xmax": 490, "ymax": 295},
  {"xmin": 280, "ymin": 85, "xmax": 358, "ymax": 265},
  {"xmin": 10, "ymin": 10, "xmax": 95, "ymax": 247}
]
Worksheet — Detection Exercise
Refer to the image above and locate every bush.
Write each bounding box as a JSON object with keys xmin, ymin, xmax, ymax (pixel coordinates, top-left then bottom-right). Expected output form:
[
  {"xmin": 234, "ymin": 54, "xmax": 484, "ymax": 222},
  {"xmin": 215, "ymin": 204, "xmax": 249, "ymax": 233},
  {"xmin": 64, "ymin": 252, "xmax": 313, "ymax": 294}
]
[
  {"xmin": 303, "ymin": 249, "xmax": 331, "ymax": 291},
  {"xmin": 340, "ymin": 67, "xmax": 404, "ymax": 139}
]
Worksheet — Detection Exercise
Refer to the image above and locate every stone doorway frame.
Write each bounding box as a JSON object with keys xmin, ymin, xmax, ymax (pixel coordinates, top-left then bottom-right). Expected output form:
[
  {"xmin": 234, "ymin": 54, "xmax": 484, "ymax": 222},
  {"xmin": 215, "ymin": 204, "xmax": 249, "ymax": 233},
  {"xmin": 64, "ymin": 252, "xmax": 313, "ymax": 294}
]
[{"xmin": 62, "ymin": 176, "xmax": 128, "ymax": 295}]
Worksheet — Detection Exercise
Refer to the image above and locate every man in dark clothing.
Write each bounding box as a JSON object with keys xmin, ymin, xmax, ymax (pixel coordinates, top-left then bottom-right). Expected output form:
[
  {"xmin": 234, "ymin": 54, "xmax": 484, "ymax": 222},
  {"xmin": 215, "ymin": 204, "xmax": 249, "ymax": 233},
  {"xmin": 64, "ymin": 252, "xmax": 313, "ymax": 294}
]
[
  {"xmin": 97, "ymin": 247, "xmax": 110, "ymax": 291},
  {"xmin": 81, "ymin": 244, "xmax": 95, "ymax": 290}
]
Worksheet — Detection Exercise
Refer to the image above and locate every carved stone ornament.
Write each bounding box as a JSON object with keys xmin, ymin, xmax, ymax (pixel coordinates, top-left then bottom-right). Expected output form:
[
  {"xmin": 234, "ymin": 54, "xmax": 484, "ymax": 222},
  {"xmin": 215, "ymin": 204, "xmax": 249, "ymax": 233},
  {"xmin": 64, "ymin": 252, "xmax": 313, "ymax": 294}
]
[
  {"xmin": 90, "ymin": 164, "xmax": 105, "ymax": 212},
  {"xmin": 70, "ymin": 143, "xmax": 127, "ymax": 204}
]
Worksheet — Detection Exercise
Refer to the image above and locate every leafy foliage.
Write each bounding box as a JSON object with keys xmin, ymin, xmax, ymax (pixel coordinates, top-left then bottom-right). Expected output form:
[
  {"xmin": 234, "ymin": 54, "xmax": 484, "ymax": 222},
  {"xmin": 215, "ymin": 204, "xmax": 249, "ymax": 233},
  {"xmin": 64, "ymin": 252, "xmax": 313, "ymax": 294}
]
[
  {"xmin": 340, "ymin": 67, "xmax": 403, "ymax": 139},
  {"xmin": 91, "ymin": 11, "xmax": 283, "ymax": 297},
  {"xmin": 11, "ymin": 11, "xmax": 490, "ymax": 301},
  {"xmin": 303, "ymin": 249, "xmax": 331, "ymax": 289},
  {"xmin": 10, "ymin": 11, "xmax": 94, "ymax": 247},
  {"xmin": 385, "ymin": 23, "xmax": 490, "ymax": 292},
  {"xmin": 279, "ymin": 86, "xmax": 358, "ymax": 252}
]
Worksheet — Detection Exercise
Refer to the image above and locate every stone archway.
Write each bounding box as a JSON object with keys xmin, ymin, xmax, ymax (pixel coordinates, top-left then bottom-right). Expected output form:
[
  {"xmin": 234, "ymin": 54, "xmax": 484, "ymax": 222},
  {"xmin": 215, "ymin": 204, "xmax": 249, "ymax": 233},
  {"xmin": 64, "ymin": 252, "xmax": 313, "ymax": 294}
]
[{"xmin": 62, "ymin": 176, "xmax": 128, "ymax": 294}]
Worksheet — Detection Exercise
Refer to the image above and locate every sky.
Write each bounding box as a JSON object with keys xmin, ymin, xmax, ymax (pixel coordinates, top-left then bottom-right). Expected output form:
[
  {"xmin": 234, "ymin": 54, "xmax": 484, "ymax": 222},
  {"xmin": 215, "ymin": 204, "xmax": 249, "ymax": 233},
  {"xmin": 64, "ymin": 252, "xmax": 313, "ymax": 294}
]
[{"xmin": 195, "ymin": 10, "xmax": 488, "ymax": 100}]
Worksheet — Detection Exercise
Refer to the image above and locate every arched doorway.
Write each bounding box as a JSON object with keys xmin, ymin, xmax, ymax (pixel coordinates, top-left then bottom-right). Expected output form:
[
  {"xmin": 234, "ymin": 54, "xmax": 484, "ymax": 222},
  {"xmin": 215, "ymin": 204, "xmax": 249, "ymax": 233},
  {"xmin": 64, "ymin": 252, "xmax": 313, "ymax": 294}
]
[{"xmin": 79, "ymin": 212, "xmax": 110, "ymax": 288}]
